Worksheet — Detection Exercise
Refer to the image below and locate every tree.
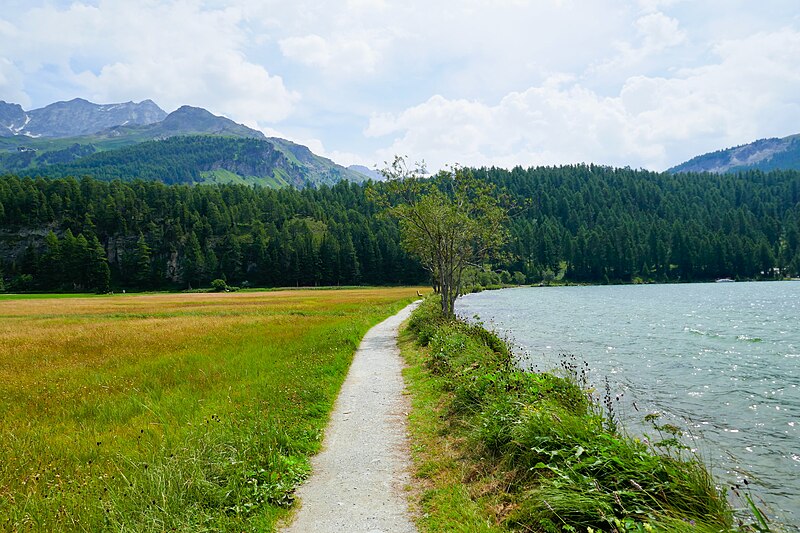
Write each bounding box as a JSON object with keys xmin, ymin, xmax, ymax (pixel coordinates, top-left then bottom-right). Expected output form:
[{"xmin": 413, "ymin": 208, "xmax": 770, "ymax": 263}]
[
  {"xmin": 181, "ymin": 231, "xmax": 205, "ymax": 289},
  {"xmin": 132, "ymin": 233, "xmax": 152, "ymax": 287},
  {"xmin": 218, "ymin": 233, "xmax": 243, "ymax": 282},
  {"xmin": 40, "ymin": 231, "xmax": 63, "ymax": 289},
  {"xmin": 87, "ymin": 234, "xmax": 111, "ymax": 293},
  {"xmin": 373, "ymin": 157, "xmax": 508, "ymax": 317}
]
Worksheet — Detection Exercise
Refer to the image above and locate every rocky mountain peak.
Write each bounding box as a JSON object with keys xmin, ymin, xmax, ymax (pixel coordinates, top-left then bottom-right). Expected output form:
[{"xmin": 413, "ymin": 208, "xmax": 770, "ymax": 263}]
[
  {"xmin": 156, "ymin": 106, "xmax": 265, "ymax": 139},
  {"xmin": 0, "ymin": 101, "xmax": 28, "ymax": 136},
  {"xmin": 0, "ymin": 98, "xmax": 167, "ymax": 138}
]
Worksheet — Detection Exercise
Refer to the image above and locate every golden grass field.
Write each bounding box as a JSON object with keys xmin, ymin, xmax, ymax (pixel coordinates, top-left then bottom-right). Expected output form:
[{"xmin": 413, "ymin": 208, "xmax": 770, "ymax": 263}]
[{"xmin": 0, "ymin": 288, "xmax": 421, "ymax": 531}]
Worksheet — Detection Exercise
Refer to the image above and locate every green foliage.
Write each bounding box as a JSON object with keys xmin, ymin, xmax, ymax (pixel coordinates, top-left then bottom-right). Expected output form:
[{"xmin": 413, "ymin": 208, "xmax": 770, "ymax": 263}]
[
  {"xmin": 481, "ymin": 165, "xmax": 800, "ymax": 282},
  {"xmin": 0, "ymin": 175, "xmax": 425, "ymax": 292},
  {"xmin": 2, "ymin": 163, "xmax": 800, "ymax": 294},
  {"xmin": 211, "ymin": 278, "xmax": 228, "ymax": 292},
  {"xmin": 374, "ymin": 157, "xmax": 509, "ymax": 316},
  {"xmin": 404, "ymin": 296, "xmax": 737, "ymax": 532},
  {"xmin": 20, "ymin": 228, "xmax": 111, "ymax": 292}
]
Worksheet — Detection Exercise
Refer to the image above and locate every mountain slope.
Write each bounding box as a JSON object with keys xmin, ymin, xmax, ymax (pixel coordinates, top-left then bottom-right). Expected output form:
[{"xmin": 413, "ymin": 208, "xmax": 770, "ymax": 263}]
[
  {"xmin": 669, "ymin": 134, "xmax": 800, "ymax": 174},
  {"xmin": 18, "ymin": 135, "xmax": 367, "ymax": 188},
  {"xmin": 0, "ymin": 104, "xmax": 266, "ymax": 168},
  {"xmin": 100, "ymin": 105, "xmax": 265, "ymax": 141},
  {"xmin": 0, "ymin": 99, "xmax": 364, "ymax": 188},
  {"xmin": 348, "ymin": 165, "xmax": 384, "ymax": 181},
  {"xmin": 0, "ymin": 102, "xmax": 28, "ymax": 135}
]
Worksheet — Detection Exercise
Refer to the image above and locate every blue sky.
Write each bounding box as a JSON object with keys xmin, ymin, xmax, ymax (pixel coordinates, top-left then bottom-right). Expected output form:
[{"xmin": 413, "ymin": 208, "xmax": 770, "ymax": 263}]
[{"xmin": 1, "ymin": 0, "xmax": 799, "ymax": 171}]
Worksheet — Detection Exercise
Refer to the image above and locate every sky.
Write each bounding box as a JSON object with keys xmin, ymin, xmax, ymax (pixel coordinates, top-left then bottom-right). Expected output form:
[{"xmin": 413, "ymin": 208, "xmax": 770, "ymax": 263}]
[{"xmin": 1, "ymin": 0, "xmax": 799, "ymax": 172}]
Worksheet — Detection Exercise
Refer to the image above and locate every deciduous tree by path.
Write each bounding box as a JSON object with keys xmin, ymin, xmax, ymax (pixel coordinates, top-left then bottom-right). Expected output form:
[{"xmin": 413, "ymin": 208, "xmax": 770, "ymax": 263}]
[{"xmin": 372, "ymin": 156, "xmax": 508, "ymax": 317}]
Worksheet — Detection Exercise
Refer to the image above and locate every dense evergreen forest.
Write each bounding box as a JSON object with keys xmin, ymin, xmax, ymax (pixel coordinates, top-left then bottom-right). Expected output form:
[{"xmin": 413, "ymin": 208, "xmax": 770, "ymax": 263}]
[
  {"xmin": 1, "ymin": 164, "xmax": 799, "ymax": 292},
  {"xmin": 483, "ymin": 165, "xmax": 800, "ymax": 283},
  {"xmin": 0, "ymin": 176, "xmax": 425, "ymax": 292}
]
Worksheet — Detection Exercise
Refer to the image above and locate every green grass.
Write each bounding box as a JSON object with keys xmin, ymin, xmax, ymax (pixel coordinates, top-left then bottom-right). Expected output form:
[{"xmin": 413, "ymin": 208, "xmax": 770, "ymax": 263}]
[
  {"xmin": 401, "ymin": 296, "xmax": 740, "ymax": 532},
  {"xmin": 199, "ymin": 169, "xmax": 289, "ymax": 188},
  {"xmin": 0, "ymin": 293, "xmax": 110, "ymax": 300},
  {"xmin": 0, "ymin": 288, "xmax": 418, "ymax": 531}
]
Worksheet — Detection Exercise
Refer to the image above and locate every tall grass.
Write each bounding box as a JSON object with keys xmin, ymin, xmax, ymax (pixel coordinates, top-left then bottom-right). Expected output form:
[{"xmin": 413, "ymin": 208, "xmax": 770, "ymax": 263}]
[
  {"xmin": 0, "ymin": 288, "xmax": 417, "ymax": 531},
  {"xmin": 403, "ymin": 296, "xmax": 739, "ymax": 532}
]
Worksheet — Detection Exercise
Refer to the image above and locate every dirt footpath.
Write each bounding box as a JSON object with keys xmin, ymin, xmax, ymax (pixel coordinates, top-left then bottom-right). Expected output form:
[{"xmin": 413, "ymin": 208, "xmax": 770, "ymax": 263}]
[{"xmin": 281, "ymin": 301, "xmax": 420, "ymax": 533}]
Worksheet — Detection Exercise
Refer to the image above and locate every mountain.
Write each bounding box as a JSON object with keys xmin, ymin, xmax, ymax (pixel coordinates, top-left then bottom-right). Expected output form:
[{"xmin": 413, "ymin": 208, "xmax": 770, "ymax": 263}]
[
  {"xmin": 0, "ymin": 102, "xmax": 28, "ymax": 135},
  {"xmin": 0, "ymin": 98, "xmax": 166, "ymax": 138},
  {"xmin": 348, "ymin": 164, "xmax": 384, "ymax": 181},
  {"xmin": 13, "ymin": 135, "xmax": 367, "ymax": 189},
  {"xmin": 100, "ymin": 105, "xmax": 265, "ymax": 140},
  {"xmin": 669, "ymin": 134, "xmax": 800, "ymax": 174},
  {"xmin": 0, "ymin": 99, "xmax": 363, "ymax": 188}
]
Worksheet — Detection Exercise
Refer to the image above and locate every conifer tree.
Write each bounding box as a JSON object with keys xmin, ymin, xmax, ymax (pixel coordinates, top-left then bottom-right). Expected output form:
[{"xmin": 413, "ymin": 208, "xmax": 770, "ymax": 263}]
[
  {"xmin": 40, "ymin": 231, "xmax": 63, "ymax": 289},
  {"xmin": 181, "ymin": 232, "xmax": 205, "ymax": 289},
  {"xmin": 132, "ymin": 233, "xmax": 152, "ymax": 287},
  {"xmin": 87, "ymin": 234, "xmax": 111, "ymax": 293}
]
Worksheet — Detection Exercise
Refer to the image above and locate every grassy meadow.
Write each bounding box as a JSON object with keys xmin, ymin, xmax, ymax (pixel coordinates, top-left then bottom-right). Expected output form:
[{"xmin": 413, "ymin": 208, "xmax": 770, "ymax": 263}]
[{"xmin": 0, "ymin": 288, "xmax": 418, "ymax": 531}]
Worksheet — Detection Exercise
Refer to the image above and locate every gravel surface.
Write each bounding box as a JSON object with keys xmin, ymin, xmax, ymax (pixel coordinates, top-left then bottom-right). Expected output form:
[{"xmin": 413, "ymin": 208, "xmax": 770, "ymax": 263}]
[{"xmin": 282, "ymin": 301, "xmax": 420, "ymax": 533}]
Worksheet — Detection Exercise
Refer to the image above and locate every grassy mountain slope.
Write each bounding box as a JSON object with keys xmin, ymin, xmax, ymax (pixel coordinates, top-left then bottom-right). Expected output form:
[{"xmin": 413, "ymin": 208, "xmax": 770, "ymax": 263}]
[{"xmin": 13, "ymin": 135, "xmax": 365, "ymax": 188}]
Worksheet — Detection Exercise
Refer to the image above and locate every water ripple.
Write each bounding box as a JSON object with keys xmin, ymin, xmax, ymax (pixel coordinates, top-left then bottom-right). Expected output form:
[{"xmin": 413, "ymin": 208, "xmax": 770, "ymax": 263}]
[{"xmin": 459, "ymin": 281, "xmax": 800, "ymax": 528}]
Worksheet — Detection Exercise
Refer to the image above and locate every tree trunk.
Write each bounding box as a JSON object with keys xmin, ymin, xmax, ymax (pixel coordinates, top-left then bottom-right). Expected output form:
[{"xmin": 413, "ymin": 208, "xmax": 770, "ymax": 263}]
[{"xmin": 440, "ymin": 283, "xmax": 450, "ymax": 316}]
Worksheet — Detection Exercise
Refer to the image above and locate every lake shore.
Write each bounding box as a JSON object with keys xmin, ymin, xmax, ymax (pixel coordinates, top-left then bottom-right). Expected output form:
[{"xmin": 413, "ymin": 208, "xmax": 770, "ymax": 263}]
[
  {"xmin": 400, "ymin": 295, "xmax": 763, "ymax": 532},
  {"xmin": 458, "ymin": 282, "xmax": 799, "ymax": 530}
]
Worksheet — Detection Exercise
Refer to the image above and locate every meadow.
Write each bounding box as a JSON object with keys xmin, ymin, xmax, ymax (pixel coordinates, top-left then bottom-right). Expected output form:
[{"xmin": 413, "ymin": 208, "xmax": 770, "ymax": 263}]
[{"xmin": 0, "ymin": 288, "xmax": 417, "ymax": 531}]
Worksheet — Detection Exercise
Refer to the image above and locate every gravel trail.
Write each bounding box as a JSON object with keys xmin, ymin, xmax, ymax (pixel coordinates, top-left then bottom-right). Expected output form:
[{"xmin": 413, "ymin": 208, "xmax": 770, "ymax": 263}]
[{"xmin": 282, "ymin": 301, "xmax": 420, "ymax": 533}]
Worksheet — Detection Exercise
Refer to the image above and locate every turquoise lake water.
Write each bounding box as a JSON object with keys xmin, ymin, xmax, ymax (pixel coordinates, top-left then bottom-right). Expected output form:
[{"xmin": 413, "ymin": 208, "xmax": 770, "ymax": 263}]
[{"xmin": 458, "ymin": 282, "xmax": 799, "ymax": 528}]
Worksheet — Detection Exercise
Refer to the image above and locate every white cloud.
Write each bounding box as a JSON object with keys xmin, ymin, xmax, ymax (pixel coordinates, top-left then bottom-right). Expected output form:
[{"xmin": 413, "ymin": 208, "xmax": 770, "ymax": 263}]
[
  {"xmin": 592, "ymin": 11, "xmax": 687, "ymax": 77},
  {"xmin": 2, "ymin": 1, "xmax": 297, "ymax": 122},
  {"xmin": 2, "ymin": 0, "xmax": 799, "ymax": 171},
  {"xmin": 345, "ymin": 0, "xmax": 387, "ymax": 11},
  {"xmin": 0, "ymin": 57, "xmax": 29, "ymax": 107},
  {"xmin": 367, "ymin": 27, "xmax": 800, "ymax": 171},
  {"xmin": 637, "ymin": 0, "xmax": 682, "ymax": 14},
  {"xmin": 367, "ymin": 83, "xmax": 638, "ymax": 171},
  {"xmin": 636, "ymin": 12, "xmax": 686, "ymax": 51},
  {"xmin": 258, "ymin": 125, "xmax": 371, "ymax": 167},
  {"xmin": 279, "ymin": 34, "xmax": 380, "ymax": 74}
]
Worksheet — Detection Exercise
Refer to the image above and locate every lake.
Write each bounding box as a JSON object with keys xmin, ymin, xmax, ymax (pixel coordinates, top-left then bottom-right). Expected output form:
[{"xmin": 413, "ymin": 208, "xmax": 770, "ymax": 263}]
[{"xmin": 458, "ymin": 282, "xmax": 799, "ymax": 528}]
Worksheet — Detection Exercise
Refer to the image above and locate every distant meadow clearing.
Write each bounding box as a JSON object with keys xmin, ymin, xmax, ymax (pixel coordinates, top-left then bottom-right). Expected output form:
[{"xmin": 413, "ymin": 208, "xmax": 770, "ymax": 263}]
[{"xmin": 0, "ymin": 288, "xmax": 418, "ymax": 531}]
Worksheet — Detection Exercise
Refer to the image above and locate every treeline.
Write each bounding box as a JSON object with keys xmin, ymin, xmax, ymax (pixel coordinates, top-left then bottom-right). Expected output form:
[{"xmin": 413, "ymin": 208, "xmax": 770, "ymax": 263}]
[
  {"xmin": 481, "ymin": 165, "xmax": 800, "ymax": 282},
  {"xmin": 1, "ymin": 165, "xmax": 800, "ymax": 292},
  {"xmin": 0, "ymin": 175, "xmax": 425, "ymax": 292}
]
